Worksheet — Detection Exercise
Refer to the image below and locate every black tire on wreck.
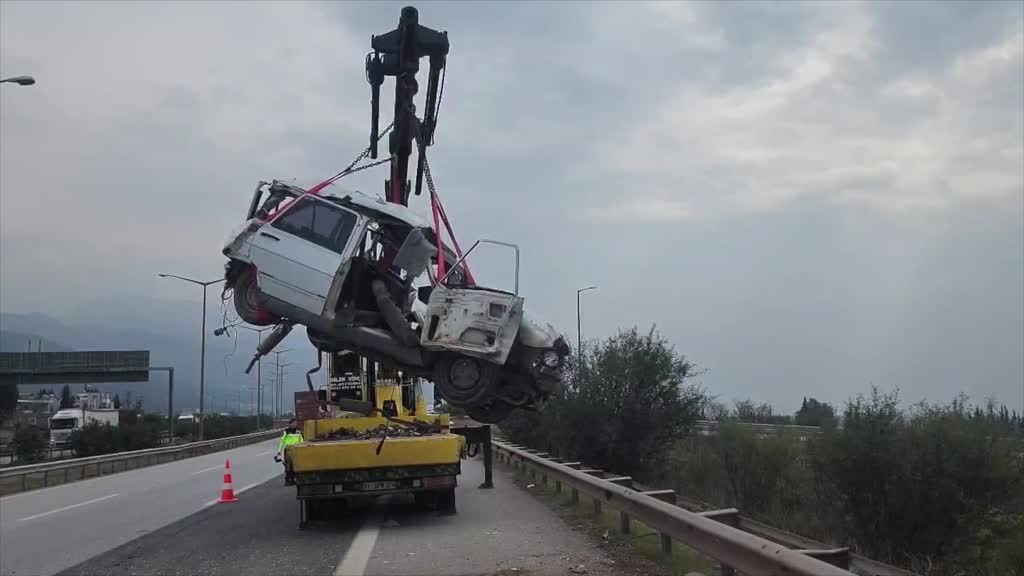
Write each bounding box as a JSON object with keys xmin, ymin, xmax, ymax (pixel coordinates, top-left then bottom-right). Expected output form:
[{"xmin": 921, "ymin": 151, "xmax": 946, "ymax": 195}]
[{"xmin": 232, "ymin": 267, "xmax": 274, "ymax": 326}]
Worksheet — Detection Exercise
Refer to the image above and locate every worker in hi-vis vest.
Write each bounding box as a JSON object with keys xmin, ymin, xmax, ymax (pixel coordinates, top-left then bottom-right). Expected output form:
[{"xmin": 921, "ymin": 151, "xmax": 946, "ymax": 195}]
[{"xmin": 276, "ymin": 419, "xmax": 304, "ymax": 484}]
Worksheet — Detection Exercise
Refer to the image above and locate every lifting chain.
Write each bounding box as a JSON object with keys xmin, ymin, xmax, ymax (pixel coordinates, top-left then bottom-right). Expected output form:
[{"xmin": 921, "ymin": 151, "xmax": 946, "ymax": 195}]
[
  {"xmin": 314, "ymin": 120, "xmax": 396, "ymax": 191},
  {"xmin": 340, "ymin": 119, "xmax": 395, "ymax": 177}
]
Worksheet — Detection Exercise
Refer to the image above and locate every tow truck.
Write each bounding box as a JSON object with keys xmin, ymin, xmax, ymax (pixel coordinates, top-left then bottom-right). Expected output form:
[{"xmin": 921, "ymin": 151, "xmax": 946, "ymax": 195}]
[
  {"xmin": 287, "ymin": 352, "xmax": 465, "ymax": 525},
  {"xmin": 265, "ymin": 6, "xmax": 527, "ymax": 524}
]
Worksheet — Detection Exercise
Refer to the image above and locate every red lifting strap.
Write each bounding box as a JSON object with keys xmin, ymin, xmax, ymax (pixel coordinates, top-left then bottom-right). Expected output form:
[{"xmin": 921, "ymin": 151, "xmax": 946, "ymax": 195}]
[{"xmin": 429, "ymin": 187, "xmax": 475, "ymax": 286}]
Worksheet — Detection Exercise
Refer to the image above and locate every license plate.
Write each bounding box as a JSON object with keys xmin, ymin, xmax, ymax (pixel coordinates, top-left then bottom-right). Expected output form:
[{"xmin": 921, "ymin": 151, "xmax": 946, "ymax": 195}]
[{"xmin": 361, "ymin": 480, "xmax": 397, "ymax": 491}]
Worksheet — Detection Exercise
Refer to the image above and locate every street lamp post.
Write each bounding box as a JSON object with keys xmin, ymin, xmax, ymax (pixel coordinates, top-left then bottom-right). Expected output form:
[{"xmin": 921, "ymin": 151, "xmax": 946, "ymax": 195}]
[
  {"xmin": 576, "ymin": 286, "xmax": 597, "ymax": 353},
  {"xmin": 158, "ymin": 273, "xmax": 224, "ymax": 441},
  {"xmin": 0, "ymin": 76, "xmax": 35, "ymax": 86},
  {"xmin": 270, "ymin": 349, "xmax": 294, "ymax": 420},
  {"xmin": 224, "ymin": 325, "xmax": 270, "ymax": 429},
  {"xmin": 277, "ymin": 363, "xmax": 295, "ymax": 417},
  {"xmin": 577, "ymin": 286, "xmax": 597, "ymax": 383}
]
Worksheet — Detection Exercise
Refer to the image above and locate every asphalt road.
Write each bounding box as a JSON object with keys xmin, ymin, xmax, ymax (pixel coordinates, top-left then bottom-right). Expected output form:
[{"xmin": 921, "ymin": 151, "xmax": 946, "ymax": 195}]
[
  {"xmin": 0, "ymin": 438, "xmax": 283, "ymax": 576},
  {"xmin": 56, "ymin": 455, "xmax": 621, "ymax": 576}
]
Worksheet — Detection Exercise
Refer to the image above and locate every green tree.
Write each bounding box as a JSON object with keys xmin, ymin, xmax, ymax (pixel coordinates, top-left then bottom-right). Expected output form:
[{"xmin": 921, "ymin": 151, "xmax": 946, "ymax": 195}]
[
  {"xmin": 13, "ymin": 426, "xmax": 47, "ymax": 463},
  {"xmin": 794, "ymin": 397, "xmax": 836, "ymax": 427},
  {"xmin": 504, "ymin": 325, "xmax": 704, "ymax": 479},
  {"xmin": 59, "ymin": 385, "xmax": 74, "ymax": 409}
]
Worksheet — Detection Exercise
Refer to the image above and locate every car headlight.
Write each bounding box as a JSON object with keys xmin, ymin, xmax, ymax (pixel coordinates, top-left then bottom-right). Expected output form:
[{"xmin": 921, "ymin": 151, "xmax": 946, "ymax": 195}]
[{"xmin": 542, "ymin": 350, "xmax": 561, "ymax": 368}]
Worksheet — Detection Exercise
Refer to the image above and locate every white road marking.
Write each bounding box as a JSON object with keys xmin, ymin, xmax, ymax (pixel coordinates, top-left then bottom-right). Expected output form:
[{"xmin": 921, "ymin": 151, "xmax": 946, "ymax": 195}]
[
  {"xmin": 191, "ymin": 465, "xmax": 223, "ymax": 475},
  {"xmin": 334, "ymin": 516, "xmax": 381, "ymax": 576},
  {"xmin": 256, "ymin": 450, "xmax": 274, "ymax": 456},
  {"xmin": 17, "ymin": 493, "xmax": 120, "ymax": 522}
]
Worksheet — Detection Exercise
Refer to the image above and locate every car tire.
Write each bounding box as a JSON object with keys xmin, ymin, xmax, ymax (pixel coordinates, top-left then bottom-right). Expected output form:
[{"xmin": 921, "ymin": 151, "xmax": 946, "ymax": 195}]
[
  {"xmin": 232, "ymin": 267, "xmax": 275, "ymax": 326},
  {"xmin": 433, "ymin": 354, "xmax": 499, "ymax": 408}
]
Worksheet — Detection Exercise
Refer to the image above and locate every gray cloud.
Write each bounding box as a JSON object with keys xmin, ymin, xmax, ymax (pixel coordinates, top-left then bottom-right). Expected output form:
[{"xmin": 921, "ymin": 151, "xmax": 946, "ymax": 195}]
[{"xmin": 2, "ymin": 1, "xmax": 1021, "ymax": 412}]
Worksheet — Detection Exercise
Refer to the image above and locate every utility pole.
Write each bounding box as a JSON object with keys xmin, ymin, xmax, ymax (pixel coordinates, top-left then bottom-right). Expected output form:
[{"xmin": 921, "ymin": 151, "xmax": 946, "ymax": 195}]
[{"xmin": 158, "ymin": 274, "xmax": 224, "ymax": 441}]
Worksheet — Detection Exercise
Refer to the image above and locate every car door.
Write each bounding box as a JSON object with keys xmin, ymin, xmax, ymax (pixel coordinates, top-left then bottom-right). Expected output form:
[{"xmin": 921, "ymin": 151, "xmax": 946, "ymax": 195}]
[{"xmin": 249, "ymin": 196, "xmax": 360, "ymax": 316}]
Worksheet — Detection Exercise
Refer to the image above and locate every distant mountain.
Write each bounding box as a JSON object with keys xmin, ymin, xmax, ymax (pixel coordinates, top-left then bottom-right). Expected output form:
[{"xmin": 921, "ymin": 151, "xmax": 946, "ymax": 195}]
[
  {"xmin": 0, "ymin": 299, "xmax": 318, "ymax": 415},
  {"xmin": 0, "ymin": 330, "xmax": 74, "ymax": 353}
]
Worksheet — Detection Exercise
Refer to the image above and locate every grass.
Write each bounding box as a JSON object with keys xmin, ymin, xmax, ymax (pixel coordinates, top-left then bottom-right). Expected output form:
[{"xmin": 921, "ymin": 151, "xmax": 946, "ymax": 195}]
[{"xmin": 505, "ymin": 460, "xmax": 720, "ymax": 576}]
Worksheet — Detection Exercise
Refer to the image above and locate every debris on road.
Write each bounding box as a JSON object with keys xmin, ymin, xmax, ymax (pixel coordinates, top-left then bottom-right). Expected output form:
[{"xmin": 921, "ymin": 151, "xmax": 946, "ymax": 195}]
[
  {"xmin": 569, "ymin": 564, "xmax": 588, "ymax": 574},
  {"xmin": 382, "ymin": 519, "xmax": 401, "ymax": 528}
]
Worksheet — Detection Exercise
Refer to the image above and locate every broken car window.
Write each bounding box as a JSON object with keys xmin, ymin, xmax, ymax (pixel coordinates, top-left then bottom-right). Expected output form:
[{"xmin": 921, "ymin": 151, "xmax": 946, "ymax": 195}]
[{"xmin": 271, "ymin": 197, "xmax": 358, "ymax": 254}]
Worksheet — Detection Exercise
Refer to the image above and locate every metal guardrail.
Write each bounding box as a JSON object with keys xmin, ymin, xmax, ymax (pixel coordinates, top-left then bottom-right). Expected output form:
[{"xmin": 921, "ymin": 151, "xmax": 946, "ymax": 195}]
[
  {"xmin": 494, "ymin": 440, "xmax": 919, "ymax": 576},
  {"xmin": 692, "ymin": 420, "xmax": 823, "ymax": 436},
  {"xmin": 0, "ymin": 428, "xmax": 282, "ymax": 496}
]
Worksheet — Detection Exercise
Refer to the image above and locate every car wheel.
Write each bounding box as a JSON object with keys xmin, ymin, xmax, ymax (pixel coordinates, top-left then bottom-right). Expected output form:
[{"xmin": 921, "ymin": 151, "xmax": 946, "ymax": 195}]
[
  {"xmin": 433, "ymin": 354, "xmax": 498, "ymax": 407},
  {"xmin": 232, "ymin": 267, "xmax": 275, "ymax": 326}
]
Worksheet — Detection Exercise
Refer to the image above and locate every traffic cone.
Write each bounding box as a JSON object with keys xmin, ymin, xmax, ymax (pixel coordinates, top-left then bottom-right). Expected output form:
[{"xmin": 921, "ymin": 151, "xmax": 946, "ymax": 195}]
[{"xmin": 218, "ymin": 459, "xmax": 239, "ymax": 503}]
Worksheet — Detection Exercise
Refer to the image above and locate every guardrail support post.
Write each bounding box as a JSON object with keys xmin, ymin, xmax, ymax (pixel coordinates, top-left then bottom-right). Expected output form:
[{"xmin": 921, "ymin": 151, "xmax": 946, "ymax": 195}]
[
  {"xmin": 592, "ymin": 497, "xmax": 601, "ymax": 514},
  {"xmin": 660, "ymin": 533, "xmax": 672, "ymax": 557},
  {"xmin": 571, "ymin": 487, "xmax": 579, "ymax": 505},
  {"xmin": 619, "ymin": 511, "xmax": 630, "ymax": 534},
  {"xmin": 555, "ymin": 479, "xmax": 562, "ymax": 494},
  {"xmin": 541, "ymin": 472, "xmax": 547, "ymax": 486}
]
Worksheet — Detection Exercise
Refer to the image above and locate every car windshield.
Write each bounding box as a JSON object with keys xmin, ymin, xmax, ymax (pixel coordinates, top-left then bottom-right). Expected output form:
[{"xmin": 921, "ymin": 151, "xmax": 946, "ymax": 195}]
[{"xmin": 50, "ymin": 418, "xmax": 77, "ymax": 430}]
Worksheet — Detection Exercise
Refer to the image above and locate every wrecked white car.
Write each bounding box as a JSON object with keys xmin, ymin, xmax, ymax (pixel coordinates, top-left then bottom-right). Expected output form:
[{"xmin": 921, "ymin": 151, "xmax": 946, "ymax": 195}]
[{"xmin": 222, "ymin": 181, "xmax": 570, "ymax": 423}]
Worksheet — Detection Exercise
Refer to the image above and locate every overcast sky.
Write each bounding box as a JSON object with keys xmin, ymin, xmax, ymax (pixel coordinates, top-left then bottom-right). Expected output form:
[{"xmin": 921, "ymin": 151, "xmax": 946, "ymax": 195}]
[{"xmin": 2, "ymin": 1, "xmax": 1021, "ymax": 413}]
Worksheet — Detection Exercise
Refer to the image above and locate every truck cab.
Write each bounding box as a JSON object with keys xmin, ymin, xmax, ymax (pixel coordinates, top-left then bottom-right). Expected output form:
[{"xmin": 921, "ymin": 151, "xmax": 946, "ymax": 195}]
[{"xmin": 48, "ymin": 410, "xmax": 81, "ymax": 447}]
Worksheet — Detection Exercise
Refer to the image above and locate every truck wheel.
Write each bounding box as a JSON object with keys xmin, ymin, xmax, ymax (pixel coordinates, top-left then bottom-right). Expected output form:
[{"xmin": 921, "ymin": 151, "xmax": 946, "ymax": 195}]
[
  {"xmin": 433, "ymin": 354, "xmax": 498, "ymax": 407},
  {"xmin": 232, "ymin": 267, "xmax": 275, "ymax": 326},
  {"xmin": 436, "ymin": 488, "xmax": 456, "ymax": 515}
]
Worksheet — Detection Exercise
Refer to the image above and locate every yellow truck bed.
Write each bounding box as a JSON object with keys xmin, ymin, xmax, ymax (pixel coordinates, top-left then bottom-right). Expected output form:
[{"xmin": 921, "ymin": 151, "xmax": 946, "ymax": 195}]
[
  {"xmin": 287, "ymin": 415, "xmax": 464, "ymax": 500},
  {"xmin": 288, "ymin": 434, "xmax": 463, "ymax": 472}
]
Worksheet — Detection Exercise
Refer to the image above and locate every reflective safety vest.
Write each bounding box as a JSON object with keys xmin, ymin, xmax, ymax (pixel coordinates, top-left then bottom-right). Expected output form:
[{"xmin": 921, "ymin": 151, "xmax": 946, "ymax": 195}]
[{"xmin": 278, "ymin": 430, "xmax": 304, "ymax": 453}]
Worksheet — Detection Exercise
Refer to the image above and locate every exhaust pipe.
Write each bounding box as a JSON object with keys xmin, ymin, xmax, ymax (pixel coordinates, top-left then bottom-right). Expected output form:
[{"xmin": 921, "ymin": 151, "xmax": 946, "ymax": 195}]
[{"xmin": 244, "ymin": 323, "xmax": 293, "ymax": 374}]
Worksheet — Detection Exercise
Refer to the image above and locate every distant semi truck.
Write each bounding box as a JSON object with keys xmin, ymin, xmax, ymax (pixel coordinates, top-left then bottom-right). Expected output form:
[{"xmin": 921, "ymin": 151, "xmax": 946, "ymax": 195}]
[{"xmin": 49, "ymin": 409, "xmax": 120, "ymax": 447}]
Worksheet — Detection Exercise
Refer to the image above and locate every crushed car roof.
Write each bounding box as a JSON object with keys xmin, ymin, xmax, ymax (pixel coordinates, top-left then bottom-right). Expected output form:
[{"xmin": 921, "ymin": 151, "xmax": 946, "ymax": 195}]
[{"xmin": 332, "ymin": 190, "xmax": 431, "ymax": 229}]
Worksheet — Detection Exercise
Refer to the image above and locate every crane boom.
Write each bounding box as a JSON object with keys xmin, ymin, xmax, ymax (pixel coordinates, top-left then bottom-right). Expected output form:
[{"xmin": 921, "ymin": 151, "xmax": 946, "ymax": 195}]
[{"xmin": 366, "ymin": 5, "xmax": 449, "ymax": 207}]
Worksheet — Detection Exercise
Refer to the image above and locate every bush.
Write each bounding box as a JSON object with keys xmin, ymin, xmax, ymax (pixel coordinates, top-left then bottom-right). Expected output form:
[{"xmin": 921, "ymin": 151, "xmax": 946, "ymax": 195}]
[
  {"xmin": 13, "ymin": 426, "xmax": 47, "ymax": 463},
  {"xmin": 202, "ymin": 414, "xmax": 260, "ymax": 440},
  {"xmin": 810, "ymin": 389, "xmax": 1024, "ymax": 572},
  {"xmin": 71, "ymin": 414, "xmax": 168, "ymax": 456},
  {"xmin": 503, "ymin": 325, "xmax": 705, "ymax": 480},
  {"xmin": 70, "ymin": 422, "xmax": 119, "ymax": 457}
]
